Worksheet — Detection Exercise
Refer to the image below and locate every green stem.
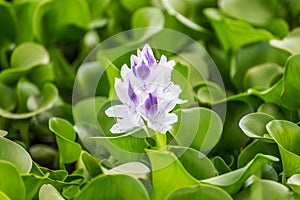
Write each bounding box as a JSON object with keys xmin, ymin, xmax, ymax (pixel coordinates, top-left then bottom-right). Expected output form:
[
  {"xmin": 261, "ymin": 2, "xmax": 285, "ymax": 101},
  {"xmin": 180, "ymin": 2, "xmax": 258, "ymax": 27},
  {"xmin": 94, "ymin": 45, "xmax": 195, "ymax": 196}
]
[{"xmin": 153, "ymin": 132, "xmax": 166, "ymax": 150}]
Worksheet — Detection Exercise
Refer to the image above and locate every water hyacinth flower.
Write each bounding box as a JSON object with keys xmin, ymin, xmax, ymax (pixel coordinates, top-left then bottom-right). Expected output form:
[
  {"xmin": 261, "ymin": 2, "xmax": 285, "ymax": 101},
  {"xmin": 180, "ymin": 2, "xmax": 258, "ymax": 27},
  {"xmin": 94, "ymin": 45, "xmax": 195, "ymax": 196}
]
[{"xmin": 105, "ymin": 44, "xmax": 186, "ymax": 134}]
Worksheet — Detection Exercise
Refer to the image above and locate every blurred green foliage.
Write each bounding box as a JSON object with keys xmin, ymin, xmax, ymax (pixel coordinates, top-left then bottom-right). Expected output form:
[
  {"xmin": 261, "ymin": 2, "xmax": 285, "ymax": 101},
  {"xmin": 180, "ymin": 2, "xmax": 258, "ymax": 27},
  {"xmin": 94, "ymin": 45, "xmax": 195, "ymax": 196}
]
[{"xmin": 1, "ymin": 0, "xmax": 300, "ymax": 199}]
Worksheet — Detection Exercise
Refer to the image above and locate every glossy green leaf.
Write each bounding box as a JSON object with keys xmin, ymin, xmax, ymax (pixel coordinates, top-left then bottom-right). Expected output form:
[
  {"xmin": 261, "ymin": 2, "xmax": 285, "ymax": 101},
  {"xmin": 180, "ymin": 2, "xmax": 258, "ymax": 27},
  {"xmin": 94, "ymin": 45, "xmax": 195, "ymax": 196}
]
[
  {"xmin": 168, "ymin": 146, "xmax": 216, "ymax": 180},
  {"xmin": 196, "ymin": 81, "xmax": 226, "ymax": 104},
  {"xmin": 39, "ymin": 184, "xmax": 65, "ymax": 200},
  {"xmin": 49, "ymin": 117, "xmax": 81, "ymax": 164},
  {"xmin": 0, "ymin": 83, "xmax": 58, "ymax": 119},
  {"xmin": 244, "ymin": 62, "xmax": 283, "ymax": 90},
  {"xmin": 201, "ymin": 154, "xmax": 279, "ymax": 194},
  {"xmin": 204, "ymin": 9, "xmax": 273, "ymax": 52},
  {"xmin": 33, "ymin": 0, "xmax": 90, "ymax": 44},
  {"xmin": 162, "ymin": 0, "xmax": 210, "ymax": 34},
  {"xmin": 281, "ymin": 54, "xmax": 300, "ymax": 109},
  {"xmin": 81, "ymin": 151, "xmax": 103, "ymax": 178},
  {"xmin": 235, "ymin": 179, "xmax": 292, "ymax": 200},
  {"xmin": 11, "ymin": 42, "xmax": 49, "ymax": 69},
  {"xmin": 147, "ymin": 150, "xmax": 198, "ymax": 200},
  {"xmin": 105, "ymin": 162, "xmax": 150, "ymax": 180},
  {"xmin": 267, "ymin": 120, "xmax": 300, "ymax": 177},
  {"xmin": 270, "ymin": 28, "xmax": 300, "ymax": 54},
  {"xmin": 75, "ymin": 174, "xmax": 149, "ymax": 200},
  {"xmin": 0, "ymin": 161, "xmax": 26, "ymax": 200},
  {"xmin": 168, "ymin": 184, "xmax": 233, "ymax": 200},
  {"xmin": 239, "ymin": 112, "xmax": 274, "ymax": 139},
  {"xmin": 171, "ymin": 107, "xmax": 223, "ymax": 154},
  {"xmin": 0, "ymin": 191, "xmax": 10, "ymax": 200},
  {"xmin": 219, "ymin": 0, "xmax": 280, "ymax": 25},
  {"xmin": 131, "ymin": 7, "xmax": 164, "ymax": 40},
  {"xmin": 232, "ymin": 42, "xmax": 289, "ymax": 91},
  {"xmin": 0, "ymin": 136, "xmax": 32, "ymax": 173},
  {"xmin": 169, "ymin": 146, "xmax": 216, "ymax": 180},
  {"xmin": 287, "ymin": 174, "xmax": 300, "ymax": 194},
  {"xmin": 238, "ymin": 140, "xmax": 281, "ymax": 172}
]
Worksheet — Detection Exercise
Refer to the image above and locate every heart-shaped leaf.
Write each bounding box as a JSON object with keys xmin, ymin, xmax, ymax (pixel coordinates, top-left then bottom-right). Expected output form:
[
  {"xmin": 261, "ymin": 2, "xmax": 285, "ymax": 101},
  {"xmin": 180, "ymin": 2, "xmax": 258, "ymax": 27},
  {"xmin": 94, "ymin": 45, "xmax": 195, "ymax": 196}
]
[
  {"xmin": 75, "ymin": 174, "xmax": 149, "ymax": 200},
  {"xmin": 267, "ymin": 120, "xmax": 300, "ymax": 177},
  {"xmin": 270, "ymin": 28, "xmax": 300, "ymax": 54}
]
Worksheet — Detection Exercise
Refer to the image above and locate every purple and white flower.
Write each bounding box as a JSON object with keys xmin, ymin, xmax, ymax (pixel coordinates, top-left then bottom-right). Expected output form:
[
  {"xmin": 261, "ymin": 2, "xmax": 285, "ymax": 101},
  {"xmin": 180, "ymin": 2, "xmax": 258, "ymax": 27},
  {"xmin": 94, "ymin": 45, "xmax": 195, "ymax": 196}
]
[{"xmin": 105, "ymin": 44, "xmax": 186, "ymax": 134}]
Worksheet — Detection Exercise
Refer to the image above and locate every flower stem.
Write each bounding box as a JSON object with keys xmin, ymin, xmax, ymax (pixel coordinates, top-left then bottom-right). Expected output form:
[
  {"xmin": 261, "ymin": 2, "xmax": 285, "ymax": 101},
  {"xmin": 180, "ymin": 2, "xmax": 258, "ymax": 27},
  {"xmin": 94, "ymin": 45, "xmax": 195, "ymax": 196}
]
[{"xmin": 153, "ymin": 132, "xmax": 166, "ymax": 150}]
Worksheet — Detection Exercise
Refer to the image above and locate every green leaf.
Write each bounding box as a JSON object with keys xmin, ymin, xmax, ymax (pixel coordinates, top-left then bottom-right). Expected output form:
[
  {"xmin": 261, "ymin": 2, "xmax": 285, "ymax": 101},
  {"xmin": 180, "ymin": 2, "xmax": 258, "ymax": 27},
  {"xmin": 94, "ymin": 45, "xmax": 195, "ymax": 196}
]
[
  {"xmin": 215, "ymin": 102, "xmax": 252, "ymax": 151},
  {"xmin": 232, "ymin": 42, "xmax": 289, "ymax": 91},
  {"xmin": 171, "ymin": 107, "xmax": 223, "ymax": 154},
  {"xmin": 0, "ymin": 2, "xmax": 16, "ymax": 44},
  {"xmin": 0, "ymin": 83, "xmax": 17, "ymax": 112},
  {"xmin": 219, "ymin": 0, "xmax": 280, "ymax": 25},
  {"xmin": 267, "ymin": 120, "xmax": 300, "ymax": 177},
  {"xmin": 287, "ymin": 174, "xmax": 300, "ymax": 194},
  {"xmin": 147, "ymin": 150, "xmax": 198, "ymax": 200},
  {"xmin": 270, "ymin": 28, "xmax": 300, "ymax": 54},
  {"xmin": 39, "ymin": 184, "xmax": 65, "ymax": 200},
  {"xmin": 238, "ymin": 140, "xmax": 281, "ymax": 172},
  {"xmin": 204, "ymin": 9, "xmax": 273, "ymax": 52},
  {"xmin": 0, "ymin": 83, "xmax": 58, "ymax": 119},
  {"xmin": 196, "ymin": 81, "xmax": 226, "ymax": 104},
  {"xmin": 168, "ymin": 184, "xmax": 233, "ymax": 200},
  {"xmin": 106, "ymin": 162, "xmax": 150, "ymax": 180},
  {"xmin": 281, "ymin": 54, "xmax": 300, "ymax": 109},
  {"xmin": 121, "ymin": 0, "xmax": 149, "ymax": 13},
  {"xmin": 0, "ymin": 137, "xmax": 32, "ymax": 173},
  {"xmin": 169, "ymin": 146, "xmax": 216, "ymax": 180},
  {"xmin": 212, "ymin": 156, "xmax": 232, "ymax": 175},
  {"xmin": 162, "ymin": 0, "xmax": 211, "ymax": 34},
  {"xmin": 131, "ymin": 7, "xmax": 164, "ymax": 40},
  {"xmin": 49, "ymin": 118, "xmax": 81, "ymax": 165},
  {"xmin": 239, "ymin": 112, "xmax": 274, "ymax": 139},
  {"xmin": 33, "ymin": 0, "xmax": 90, "ymax": 44},
  {"xmin": 11, "ymin": 42, "xmax": 49, "ymax": 69},
  {"xmin": 16, "ymin": 80, "xmax": 40, "ymax": 113},
  {"xmin": 201, "ymin": 154, "xmax": 279, "ymax": 195},
  {"xmin": 244, "ymin": 62, "xmax": 283, "ymax": 90},
  {"xmin": 75, "ymin": 174, "xmax": 149, "ymax": 200},
  {"xmin": 235, "ymin": 179, "xmax": 292, "ymax": 200},
  {"xmin": 81, "ymin": 151, "xmax": 103, "ymax": 178},
  {"xmin": 0, "ymin": 161, "xmax": 26, "ymax": 200}
]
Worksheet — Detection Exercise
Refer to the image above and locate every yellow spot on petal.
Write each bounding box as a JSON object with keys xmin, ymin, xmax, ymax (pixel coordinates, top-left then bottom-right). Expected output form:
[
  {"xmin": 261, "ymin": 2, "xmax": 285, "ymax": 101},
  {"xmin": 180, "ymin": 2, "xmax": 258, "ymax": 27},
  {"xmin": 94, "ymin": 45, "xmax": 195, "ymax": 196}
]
[{"xmin": 141, "ymin": 70, "xmax": 146, "ymax": 77}]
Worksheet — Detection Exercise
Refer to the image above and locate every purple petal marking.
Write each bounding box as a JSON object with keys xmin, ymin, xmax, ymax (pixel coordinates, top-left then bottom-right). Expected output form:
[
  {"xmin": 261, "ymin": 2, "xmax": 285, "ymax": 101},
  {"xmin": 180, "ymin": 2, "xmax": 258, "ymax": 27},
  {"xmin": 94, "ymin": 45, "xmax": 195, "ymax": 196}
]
[
  {"xmin": 145, "ymin": 93, "xmax": 158, "ymax": 115},
  {"xmin": 136, "ymin": 60, "xmax": 150, "ymax": 80},
  {"xmin": 143, "ymin": 44, "xmax": 156, "ymax": 66},
  {"xmin": 128, "ymin": 82, "xmax": 137, "ymax": 103}
]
